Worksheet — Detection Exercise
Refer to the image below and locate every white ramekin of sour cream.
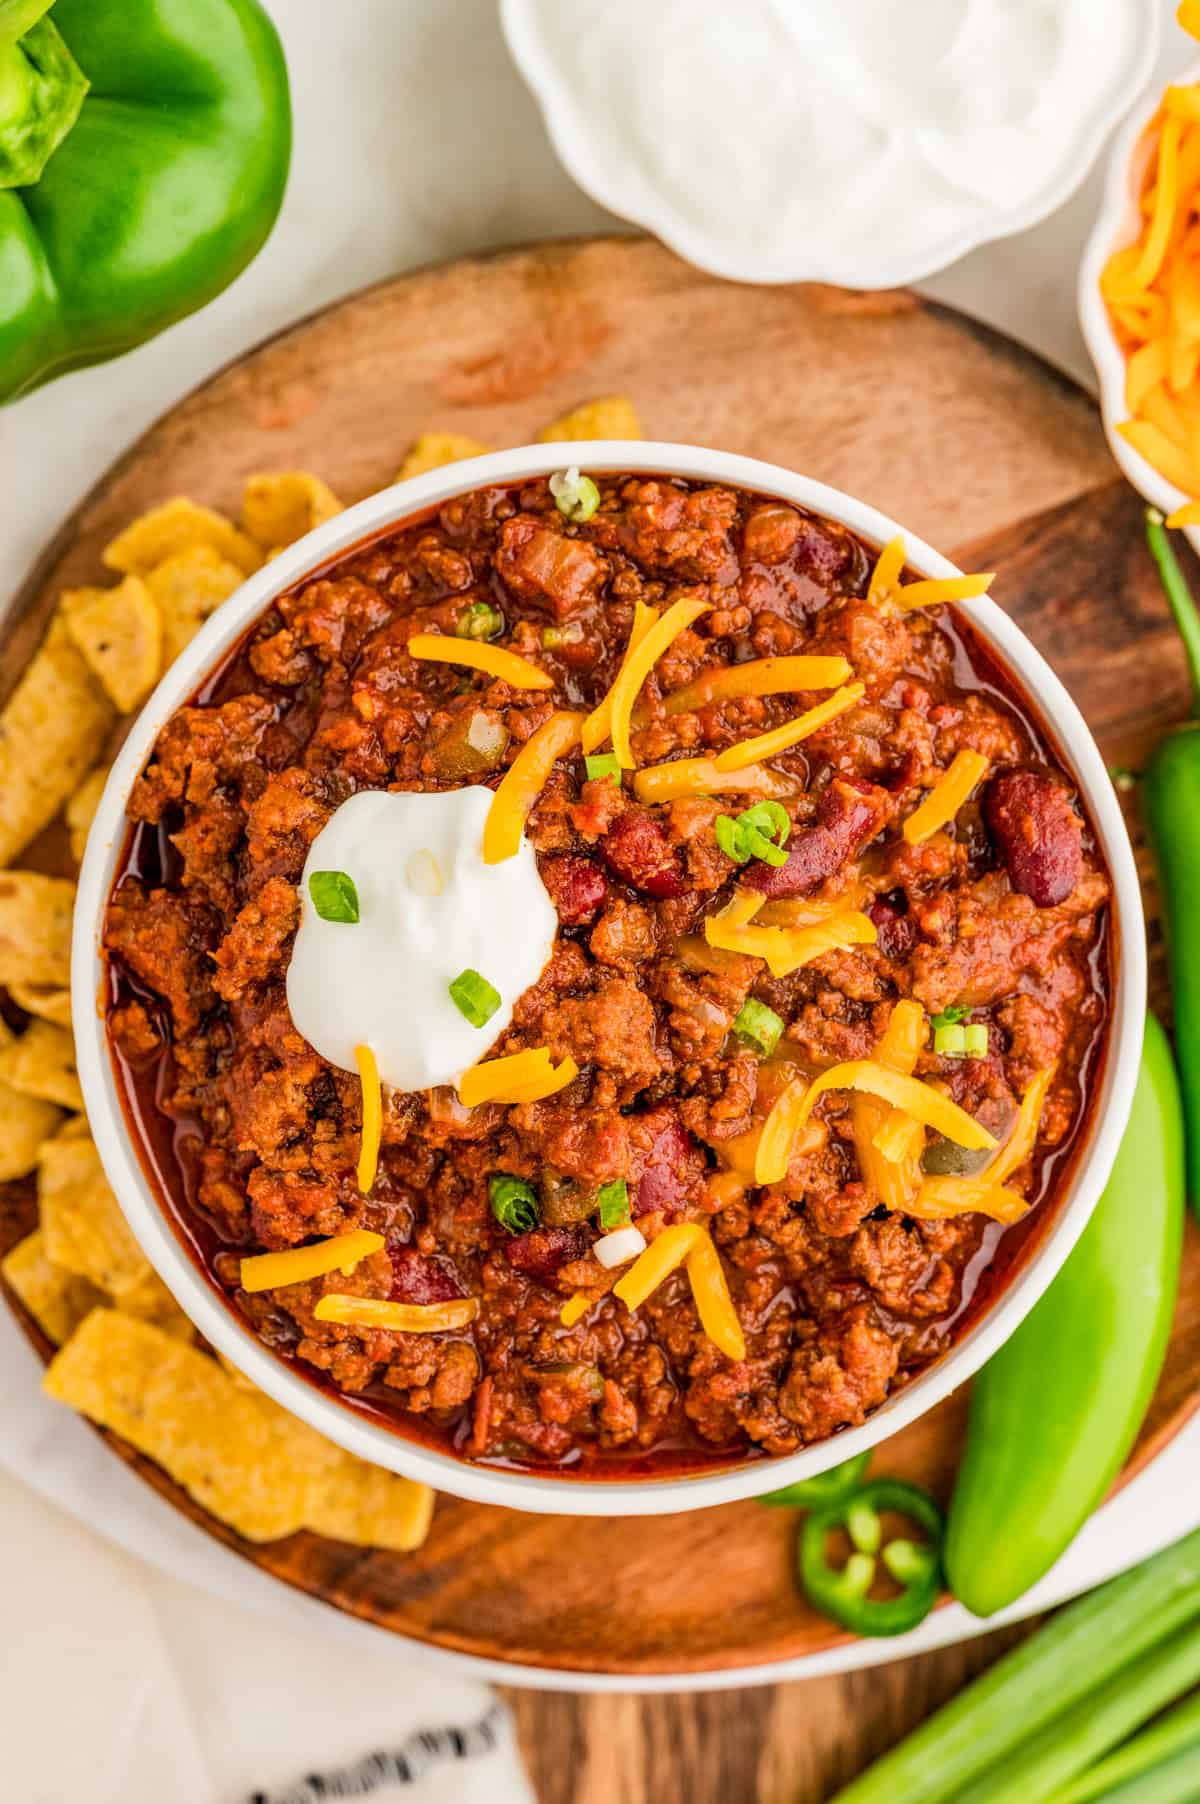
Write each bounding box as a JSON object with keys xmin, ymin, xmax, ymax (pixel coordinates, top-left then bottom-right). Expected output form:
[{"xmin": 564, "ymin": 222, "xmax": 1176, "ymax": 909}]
[
  {"xmin": 500, "ymin": 0, "xmax": 1159, "ymax": 288},
  {"xmin": 73, "ymin": 443, "xmax": 1145, "ymax": 1519}
]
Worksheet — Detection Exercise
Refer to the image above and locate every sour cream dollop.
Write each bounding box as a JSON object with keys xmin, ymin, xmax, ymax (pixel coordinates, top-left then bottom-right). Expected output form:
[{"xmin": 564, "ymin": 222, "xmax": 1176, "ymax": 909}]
[{"xmin": 286, "ymin": 788, "xmax": 557, "ymax": 1094}]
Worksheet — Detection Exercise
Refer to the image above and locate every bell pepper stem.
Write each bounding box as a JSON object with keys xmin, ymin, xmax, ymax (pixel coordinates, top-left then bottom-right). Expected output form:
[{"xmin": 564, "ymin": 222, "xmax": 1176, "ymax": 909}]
[{"xmin": 1147, "ymin": 508, "xmax": 1200, "ymax": 720}]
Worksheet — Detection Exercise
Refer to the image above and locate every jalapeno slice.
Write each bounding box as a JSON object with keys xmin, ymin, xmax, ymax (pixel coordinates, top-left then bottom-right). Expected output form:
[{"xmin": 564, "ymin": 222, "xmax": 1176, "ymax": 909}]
[
  {"xmin": 759, "ymin": 1450, "xmax": 872, "ymax": 1509},
  {"xmin": 800, "ymin": 1477, "xmax": 944, "ymax": 1637}
]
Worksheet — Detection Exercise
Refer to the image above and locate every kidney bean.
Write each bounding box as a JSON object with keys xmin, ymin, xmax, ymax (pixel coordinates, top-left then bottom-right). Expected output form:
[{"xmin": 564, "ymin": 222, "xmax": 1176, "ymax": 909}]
[
  {"xmin": 601, "ymin": 808, "xmax": 687, "ymax": 899},
  {"xmin": 868, "ymin": 891, "xmax": 916, "ymax": 960},
  {"xmin": 983, "ymin": 769, "xmax": 1082, "ymax": 907},
  {"xmin": 629, "ymin": 1105, "xmax": 704, "ymax": 1217},
  {"xmin": 505, "ymin": 1225, "xmax": 589, "ymax": 1281},
  {"xmin": 746, "ymin": 777, "xmax": 888, "ymax": 897},
  {"xmin": 539, "ymin": 853, "xmax": 608, "ymax": 925},
  {"xmin": 389, "ymin": 1245, "xmax": 463, "ymax": 1303}
]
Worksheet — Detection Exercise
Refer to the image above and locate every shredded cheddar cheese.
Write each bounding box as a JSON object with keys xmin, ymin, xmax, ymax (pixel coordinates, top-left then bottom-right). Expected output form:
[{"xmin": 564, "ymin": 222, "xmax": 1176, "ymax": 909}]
[
  {"xmin": 868, "ymin": 535, "xmax": 907, "ymax": 605},
  {"xmin": 872, "ymin": 1111, "xmax": 925, "ymax": 1166},
  {"xmin": 986, "ymin": 1066, "xmax": 1055, "ymax": 1186},
  {"xmin": 712, "ymin": 682, "xmax": 865, "ymax": 772},
  {"xmin": 239, "ymin": 1229, "xmax": 385, "ymax": 1295},
  {"xmin": 313, "ymin": 1294, "xmax": 480, "ymax": 1332},
  {"xmin": 902, "ymin": 749, "xmax": 990, "ymax": 845},
  {"xmin": 581, "ymin": 600, "xmax": 658, "ymax": 755},
  {"xmin": 705, "ymin": 904, "xmax": 876, "ymax": 979},
  {"xmin": 784, "ymin": 1059, "xmax": 997, "ymax": 1168},
  {"xmin": 607, "ymin": 596, "xmax": 711, "ymax": 768},
  {"xmin": 894, "ymin": 572, "xmax": 996, "ymax": 610},
  {"xmin": 406, "ymin": 633, "xmax": 554, "ymax": 691},
  {"xmin": 609, "ymin": 1223, "xmax": 744, "ymax": 1361},
  {"xmin": 560, "ymin": 1292, "xmax": 591, "ymax": 1327},
  {"xmin": 356, "ymin": 1043, "xmax": 382, "ymax": 1194},
  {"xmin": 686, "ymin": 1233, "xmax": 746, "ymax": 1362},
  {"xmin": 458, "ymin": 1047, "xmax": 579, "ymax": 1107},
  {"xmin": 755, "ymin": 1079, "xmax": 808, "ymax": 1185},
  {"xmin": 851, "ymin": 999, "xmax": 926, "ymax": 1211},
  {"xmin": 905, "ymin": 1176, "xmax": 1029, "ymax": 1225},
  {"xmin": 482, "ymin": 709, "xmax": 584, "ymax": 864},
  {"xmin": 613, "ymin": 1223, "xmax": 704, "ymax": 1309},
  {"xmin": 1101, "ymin": 38, "xmax": 1200, "ymax": 500},
  {"xmin": 658, "ymin": 654, "xmax": 853, "ymax": 716},
  {"xmin": 633, "ymin": 756, "xmax": 794, "ymax": 804}
]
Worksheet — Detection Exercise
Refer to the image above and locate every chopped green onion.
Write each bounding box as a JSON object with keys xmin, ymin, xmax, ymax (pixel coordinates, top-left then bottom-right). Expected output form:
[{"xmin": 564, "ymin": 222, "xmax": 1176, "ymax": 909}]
[
  {"xmin": 308, "ymin": 870, "xmax": 360, "ymax": 924},
  {"xmin": 489, "ymin": 1174, "xmax": 539, "ymax": 1234},
  {"xmin": 542, "ymin": 621, "xmax": 585, "ymax": 650},
  {"xmin": 934, "ymin": 1022, "xmax": 967, "ymax": 1058},
  {"xmin": 448, "ymin": 968, "xmax": 501, "ymax": 1028},
  {"xmin": 455, "ymin": 599, "xmax": 505, "ymax": 642},
  {"xmin": 585, "ymin": 752, "xmax": 622, "ymax": 784},
  {"xmin": 1108, "ymin": 765, "xmax": 1140, "ymax": 792},
  {"xmin": 930, "ymin": 1005, "xmax": 970, "ymax": 1029},
  {"xmin": 963, "ymin": 1023, "xmax": 989, "ymax": 1058},
  {"xmin": 549, "ymin": 466, "xmax": 600, "ymax": 524},
  {"xmin": 733, "ymin": 997, "xmax": 784, "ymax": 1057},
  {"xmin": 597, "ymin": 1178, "xmax": 631, "ymax": 1231},
  {"xmin": 715, "ymin": 800, "xmax": 791, "ymax": 867}
]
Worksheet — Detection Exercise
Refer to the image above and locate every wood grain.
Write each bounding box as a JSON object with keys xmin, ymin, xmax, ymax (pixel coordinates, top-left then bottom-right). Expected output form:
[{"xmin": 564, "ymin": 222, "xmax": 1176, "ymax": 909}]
[{"xmin": 1, "ymin": 241, "xmax": 1196, "ymax": 1762}]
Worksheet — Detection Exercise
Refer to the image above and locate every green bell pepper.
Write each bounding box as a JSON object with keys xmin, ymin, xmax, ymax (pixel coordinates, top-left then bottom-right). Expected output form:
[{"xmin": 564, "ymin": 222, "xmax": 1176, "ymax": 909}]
[
  {"xmin": 0, "ymin": 0, "xmax": 290, "ymax": 402},
  {"xmin": 944, "ymin": 1015, "xmax": 1185, "ymax": 1617}
]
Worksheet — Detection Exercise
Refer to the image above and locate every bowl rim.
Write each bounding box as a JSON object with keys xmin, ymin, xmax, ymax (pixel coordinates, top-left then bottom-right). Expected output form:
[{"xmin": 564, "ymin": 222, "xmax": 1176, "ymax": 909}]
[
  {"xmin": 73, "ymin": 441, "xmax": 1147, "ymax": 1517},
  {"xmin": 500, "ymin": 0, "xmax": 1161, "ymax": 289},
  {"xmin": 1079, "ymin": 55, "xmax": 1200, "ymax": 552}
]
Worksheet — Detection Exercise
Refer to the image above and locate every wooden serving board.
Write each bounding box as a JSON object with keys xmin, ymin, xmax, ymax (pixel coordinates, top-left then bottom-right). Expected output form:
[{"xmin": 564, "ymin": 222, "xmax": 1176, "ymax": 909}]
[{"xmin": 3, "ymin": 237, "xmax": 1200, "ymax": 1680}]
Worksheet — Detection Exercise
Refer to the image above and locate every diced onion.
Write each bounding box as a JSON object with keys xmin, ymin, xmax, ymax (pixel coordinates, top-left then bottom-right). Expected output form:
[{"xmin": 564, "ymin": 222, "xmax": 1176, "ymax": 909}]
[{"xmin": 593, "ymin": 1225, "xmax": 648, "ymax": 1269}]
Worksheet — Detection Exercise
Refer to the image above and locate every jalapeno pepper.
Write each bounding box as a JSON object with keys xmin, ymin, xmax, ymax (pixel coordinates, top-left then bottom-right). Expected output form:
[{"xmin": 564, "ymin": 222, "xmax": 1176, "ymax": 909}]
[
  {"xmin": 800, "ymin": 1477, "xmax": 944, "ymax": 1637},
  {"xmin": 1144, "ymin": 509, "xmax": 1200, "ymax": 1217},
  {"xmin": 945, "ymin": 1015, "xmax": 1184, "ymax": 1617},
  {"xmin": 759, "ymin": 1450, "xmax": 871, "ymax": 1509}
]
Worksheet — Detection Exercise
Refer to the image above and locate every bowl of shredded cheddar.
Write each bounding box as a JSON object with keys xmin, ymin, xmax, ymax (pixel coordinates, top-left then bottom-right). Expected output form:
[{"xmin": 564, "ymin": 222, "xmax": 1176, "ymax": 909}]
[{"xmin": 1081, "ymin": 6, "xmax": 1200, "ymax": 544}]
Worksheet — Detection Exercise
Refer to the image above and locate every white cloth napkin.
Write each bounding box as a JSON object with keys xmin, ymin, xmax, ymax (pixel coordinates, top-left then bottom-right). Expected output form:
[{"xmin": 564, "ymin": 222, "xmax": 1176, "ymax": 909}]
[{"xmin": 0, "ymin": 1313, "xmax": 534, "ymax": 1804}]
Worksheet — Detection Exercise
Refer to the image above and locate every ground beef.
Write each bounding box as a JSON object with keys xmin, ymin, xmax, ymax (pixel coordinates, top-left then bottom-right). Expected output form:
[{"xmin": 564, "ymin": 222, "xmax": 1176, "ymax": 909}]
[{"xmin": 102, "ymin": 471, "xmax": 1111, "ymax": 1476}]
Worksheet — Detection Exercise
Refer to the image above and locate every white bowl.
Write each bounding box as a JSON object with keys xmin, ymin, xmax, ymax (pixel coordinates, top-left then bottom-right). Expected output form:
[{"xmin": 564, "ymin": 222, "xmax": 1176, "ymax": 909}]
[
  {"xmin": 1080, "ymin": 58, "xmax": 1200, "ymax": 555},
  {"xmin": 74, "ymin": 444, "xmax": 1146, "ymax": 1517},
  {"xmin": 502, "ymin": 0, "xmax": 1159, "ymax": 289}
]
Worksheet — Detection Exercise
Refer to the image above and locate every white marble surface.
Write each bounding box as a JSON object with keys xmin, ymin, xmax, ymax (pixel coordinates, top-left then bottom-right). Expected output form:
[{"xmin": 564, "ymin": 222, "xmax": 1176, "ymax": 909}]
[{"xmin": 1, "ymin": 0, "xmax": 1198, "ymax": 1737}]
